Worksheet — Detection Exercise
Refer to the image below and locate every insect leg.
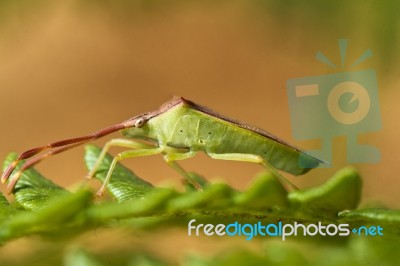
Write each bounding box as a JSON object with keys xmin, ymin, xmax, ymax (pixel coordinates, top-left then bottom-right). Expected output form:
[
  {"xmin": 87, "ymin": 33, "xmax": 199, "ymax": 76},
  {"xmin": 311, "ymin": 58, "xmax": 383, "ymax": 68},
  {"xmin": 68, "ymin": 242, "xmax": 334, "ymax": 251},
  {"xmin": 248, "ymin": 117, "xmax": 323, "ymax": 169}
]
[
  {"xmin": 163, "ymin": 151, "xmax": 202, "ymax": 190},
  {"xmin": 97, "ymin": 147, "xmax": 163, "ymax": 197},
  {"xmin": 206, "ymin": 152, "xmax": 299, "ymax": 191},
  {"xmin": 260, "ymin": 160, "xmax": 299, "ymax": 191},
  {"xmin": 86, "ymin": 139, "xmax": 157, "ymax": 180}
]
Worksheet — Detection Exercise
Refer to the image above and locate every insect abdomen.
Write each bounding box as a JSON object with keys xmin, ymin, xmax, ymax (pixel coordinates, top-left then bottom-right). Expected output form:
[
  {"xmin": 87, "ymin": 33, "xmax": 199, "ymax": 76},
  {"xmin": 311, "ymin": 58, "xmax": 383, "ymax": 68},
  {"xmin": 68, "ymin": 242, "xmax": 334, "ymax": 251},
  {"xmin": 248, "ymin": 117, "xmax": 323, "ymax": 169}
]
[
  {"xmin": 155, "ymin": 105, "xmax": 319, "ymax": 175},
  {"xmin": 209, "ymin": 122, "xmax": 316, "ymax": 175}
]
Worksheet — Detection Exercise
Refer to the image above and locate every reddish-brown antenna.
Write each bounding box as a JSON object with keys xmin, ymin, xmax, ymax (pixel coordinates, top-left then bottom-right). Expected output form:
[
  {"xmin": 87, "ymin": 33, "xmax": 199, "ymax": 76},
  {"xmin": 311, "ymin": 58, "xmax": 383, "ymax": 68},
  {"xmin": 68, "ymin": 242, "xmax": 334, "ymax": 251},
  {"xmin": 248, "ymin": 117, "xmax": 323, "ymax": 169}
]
[
  {"xmin": 1, "ymin": 97, "xmax": 186, "ymax": 194},
  {"xmin": 1, "ymin": 120, "xmax": 135, "ymax": 193}
]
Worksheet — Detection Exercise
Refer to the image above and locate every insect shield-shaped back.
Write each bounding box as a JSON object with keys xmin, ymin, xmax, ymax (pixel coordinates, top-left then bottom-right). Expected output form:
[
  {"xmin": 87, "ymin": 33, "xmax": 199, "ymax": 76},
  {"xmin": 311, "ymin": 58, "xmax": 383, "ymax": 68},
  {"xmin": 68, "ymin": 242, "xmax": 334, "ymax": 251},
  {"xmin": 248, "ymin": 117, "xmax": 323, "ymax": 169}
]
[
  {"xmin": 168, "ymin": 115, "xmax": 200, "ymax": 149},
  {"xmin": 196, "ymin": 117, "xmax": 224, "ymax": 147},
  {"xmin": 167, "ymin": 114, "xmax": 224, "ymax": 150}
]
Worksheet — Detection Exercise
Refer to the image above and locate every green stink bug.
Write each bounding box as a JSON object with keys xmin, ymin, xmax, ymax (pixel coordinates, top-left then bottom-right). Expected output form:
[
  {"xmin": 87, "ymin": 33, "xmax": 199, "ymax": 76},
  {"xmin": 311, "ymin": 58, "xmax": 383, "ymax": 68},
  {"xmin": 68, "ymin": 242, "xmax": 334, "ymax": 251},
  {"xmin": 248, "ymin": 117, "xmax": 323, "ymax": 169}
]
[{"xmin": 2, "ymin": 97, "xmax": 321, "ymax": 195}]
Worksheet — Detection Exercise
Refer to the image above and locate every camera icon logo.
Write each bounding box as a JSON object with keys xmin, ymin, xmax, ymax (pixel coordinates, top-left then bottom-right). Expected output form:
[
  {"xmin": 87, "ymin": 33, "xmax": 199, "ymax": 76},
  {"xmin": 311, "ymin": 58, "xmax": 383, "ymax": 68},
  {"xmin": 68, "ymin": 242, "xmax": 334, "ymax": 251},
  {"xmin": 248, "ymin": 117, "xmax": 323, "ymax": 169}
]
[
  {"xmin": 286, "ymin": 40, "xmax": 382, "ymax": 167},
  {"xmin": 327, "ymin": 81, "xmax": 370, "ymax": 125}
]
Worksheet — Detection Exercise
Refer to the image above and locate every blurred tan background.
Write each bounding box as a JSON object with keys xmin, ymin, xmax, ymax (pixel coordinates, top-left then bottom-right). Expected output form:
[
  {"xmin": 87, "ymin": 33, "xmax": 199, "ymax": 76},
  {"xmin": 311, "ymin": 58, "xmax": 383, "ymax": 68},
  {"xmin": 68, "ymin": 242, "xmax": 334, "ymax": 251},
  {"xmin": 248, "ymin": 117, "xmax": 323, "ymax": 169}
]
[{"xmin": 0, "ymin": 0, "xmax": 399, "ymax": 209}]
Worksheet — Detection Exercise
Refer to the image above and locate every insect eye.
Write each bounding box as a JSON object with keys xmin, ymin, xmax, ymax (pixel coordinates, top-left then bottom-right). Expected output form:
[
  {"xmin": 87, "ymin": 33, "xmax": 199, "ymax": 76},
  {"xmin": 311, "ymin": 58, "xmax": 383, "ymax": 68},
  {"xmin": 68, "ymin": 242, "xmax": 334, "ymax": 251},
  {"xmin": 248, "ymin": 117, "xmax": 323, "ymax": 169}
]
[{"xmin": 134, "ymin": 118, "xmax": 145, "ymax": 128}]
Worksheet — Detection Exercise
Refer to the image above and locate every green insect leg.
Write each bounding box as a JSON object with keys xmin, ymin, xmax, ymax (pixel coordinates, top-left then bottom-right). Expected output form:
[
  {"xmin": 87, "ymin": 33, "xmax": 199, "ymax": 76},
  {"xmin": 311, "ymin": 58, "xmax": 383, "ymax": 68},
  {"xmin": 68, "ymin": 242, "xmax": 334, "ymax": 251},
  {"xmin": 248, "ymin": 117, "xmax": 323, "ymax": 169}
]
[
  {"xmin": 207, "ymin": 152, "xmax": 298, "ymax": 191},
  {"xmin": 163, "ymin": 151, "xmax": 202, "ymax": 190},
  {"xmin": 97, "ymin": 147, "xmax": 164, "ymax": 196},
  {"xmin": 87, "ymin": 138, "xmax": 157, "ymax": 179}
]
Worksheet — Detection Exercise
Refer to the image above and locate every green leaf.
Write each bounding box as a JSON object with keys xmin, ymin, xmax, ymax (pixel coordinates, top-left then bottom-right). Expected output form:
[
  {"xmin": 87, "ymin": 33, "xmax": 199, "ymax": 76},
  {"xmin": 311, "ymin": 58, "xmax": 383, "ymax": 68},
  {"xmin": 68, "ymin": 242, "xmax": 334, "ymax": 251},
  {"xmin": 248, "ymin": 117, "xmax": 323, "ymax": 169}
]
[
  {"xmin": 2, "ymin": 147, "xmax": 400, "ymax": 265},
  {"xmin": 3, "ymin": 153, "xmax": 68, "ymax": 211},
  {"xmin": 0, "ymin": 189, "xmax": 93, "ymax": 242},
  {"xmin": 288, "ymin": 167, "xmax": 362, "ymax": 213},
  {"xmin": 339, "ymin": 208, "xmax": 400, "ymax": 223},
  {"xmin": 168, "ymin": 183, "xmax": 234, "ymax": 211},
  {"xmin": 339, "ymin": 208, "xmax": 400, "ymax": 237},
  {"xmin": 0, "ymin": 192, "xmax": 16, "ymax": 222},
  {"xmin": 233, "ymin": 171, "xmax": 289, "ymax": 209},
  {"xmin": 87, "ymin": 188, "xmax": 178, "ymax": 221}
]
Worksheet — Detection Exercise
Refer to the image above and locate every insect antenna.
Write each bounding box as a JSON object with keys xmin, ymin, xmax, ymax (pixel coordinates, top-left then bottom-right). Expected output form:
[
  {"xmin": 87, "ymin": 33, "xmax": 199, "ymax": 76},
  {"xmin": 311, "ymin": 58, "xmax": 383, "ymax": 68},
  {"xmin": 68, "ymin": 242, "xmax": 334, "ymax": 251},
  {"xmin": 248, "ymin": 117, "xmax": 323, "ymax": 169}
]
[{"xmin": 1, "ymin": 121, "xmax": 135, "ymax": 193}]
